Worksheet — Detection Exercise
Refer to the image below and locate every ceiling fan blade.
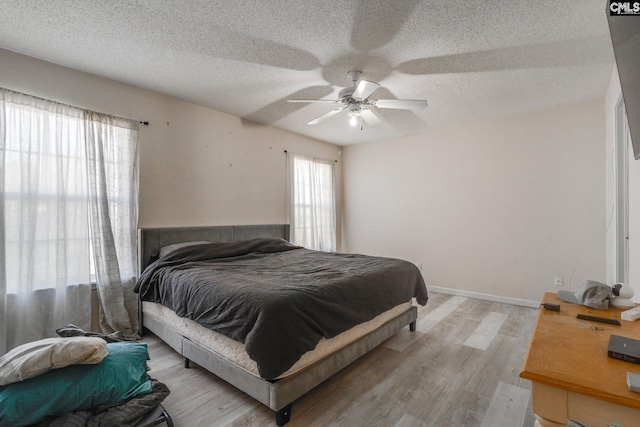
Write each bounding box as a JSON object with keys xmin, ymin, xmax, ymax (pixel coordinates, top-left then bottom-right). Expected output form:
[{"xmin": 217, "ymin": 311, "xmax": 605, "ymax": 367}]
[
  {"xmin": 307, "ymin": 108, "xmax": 345, "ymax": 125},
  {"xmin": 374, "ymin": 99, "xmax": 428, "ymax": 110},
  {"xmin": 287, "ymin": 99, "xmax": 338, "ymax": 103},
  {"xmin": 360, "ymin": 108, "xmax": 383, "ymax": 127},
  {"xmin": 352, "ymin": 80, "xmax": 380, "ymax": 99}
]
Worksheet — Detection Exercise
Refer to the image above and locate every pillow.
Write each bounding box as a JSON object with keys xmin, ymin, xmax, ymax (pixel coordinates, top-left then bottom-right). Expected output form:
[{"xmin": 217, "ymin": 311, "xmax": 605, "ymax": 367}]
[
  {"xmin": 0, "ymin": 336, "xmax": 108, "ymax": 386},
  {"xmin": 159, "ymin": 240, "xmax": 210, "ymax": 257},
  {"xmin": 0, "ymin": 342, "xmax": 152, "ymax": 427}
]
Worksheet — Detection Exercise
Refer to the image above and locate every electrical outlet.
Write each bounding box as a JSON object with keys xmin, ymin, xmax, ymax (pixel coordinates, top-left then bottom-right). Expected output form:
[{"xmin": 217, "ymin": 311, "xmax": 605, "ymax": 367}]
[{"xmin": 554, "ymin": 275, "xmax": 563, "ymax": 287}]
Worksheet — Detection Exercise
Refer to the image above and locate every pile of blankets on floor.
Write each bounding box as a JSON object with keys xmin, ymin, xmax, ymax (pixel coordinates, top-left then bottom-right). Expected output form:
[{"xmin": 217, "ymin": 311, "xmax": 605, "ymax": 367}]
[{"xmin": 0, "ymin": 324, "xmax": 170, "ymax": 427}]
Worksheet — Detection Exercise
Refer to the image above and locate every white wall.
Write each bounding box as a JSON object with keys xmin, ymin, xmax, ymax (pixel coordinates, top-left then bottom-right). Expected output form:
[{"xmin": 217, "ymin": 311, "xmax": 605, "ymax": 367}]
[
  {"xmin": 0, "ymin": 49, "xmax": 341, "ymax": 242},
  {"xmin": 605, "ymin": 65, "xmax": 640, "ymax": 300},
  {"xmin": 343, "ymin": 99, "xmax": 606, "ymax": 304}
]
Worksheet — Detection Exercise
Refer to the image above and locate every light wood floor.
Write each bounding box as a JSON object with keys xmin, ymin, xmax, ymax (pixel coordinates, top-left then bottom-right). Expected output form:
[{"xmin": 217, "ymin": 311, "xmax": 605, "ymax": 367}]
[{"xmin": 143, "ymin": 291, "xmax": 539, "ymax": 427}]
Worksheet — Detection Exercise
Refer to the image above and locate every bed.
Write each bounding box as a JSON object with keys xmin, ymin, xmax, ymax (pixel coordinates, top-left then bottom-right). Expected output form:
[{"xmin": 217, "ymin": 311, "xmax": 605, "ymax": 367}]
[{"xmin": 136, "ymin": 224, "xmax": 427, "ymax": 425}]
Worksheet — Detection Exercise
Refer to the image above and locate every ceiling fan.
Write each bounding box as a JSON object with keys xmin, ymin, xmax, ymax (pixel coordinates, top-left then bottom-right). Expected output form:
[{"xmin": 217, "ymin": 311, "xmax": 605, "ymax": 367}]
[{"xmin": 288, "ymin": 70, "xmax": 427, "ymax": 129}]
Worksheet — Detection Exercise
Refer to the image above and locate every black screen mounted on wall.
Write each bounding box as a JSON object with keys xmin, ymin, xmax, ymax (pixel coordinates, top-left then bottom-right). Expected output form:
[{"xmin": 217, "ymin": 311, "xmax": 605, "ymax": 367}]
[{"xmin": 607, "ymin": 10, "xmax": 640, "ymax": 159}]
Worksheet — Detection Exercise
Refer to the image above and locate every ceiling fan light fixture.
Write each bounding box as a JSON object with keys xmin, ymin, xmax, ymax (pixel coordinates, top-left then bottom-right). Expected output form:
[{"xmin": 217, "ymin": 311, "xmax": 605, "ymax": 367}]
[{"xmin": 347, "ymin": 104, "xmax": 361, "ymax": 127}]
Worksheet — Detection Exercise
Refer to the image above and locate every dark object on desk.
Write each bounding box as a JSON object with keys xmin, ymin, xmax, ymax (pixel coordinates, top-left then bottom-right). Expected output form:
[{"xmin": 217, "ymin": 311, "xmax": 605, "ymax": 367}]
[
  {"xmin": 542, "ymin": 303, "xmax": 560, "ymax": 311},
  {"xmin": 576, "ymin": 314, "xmax": 621, "ymax": 325},
  {"xmin": 609, "ymin": 334, "xmax": 640, "ymax": 364}
]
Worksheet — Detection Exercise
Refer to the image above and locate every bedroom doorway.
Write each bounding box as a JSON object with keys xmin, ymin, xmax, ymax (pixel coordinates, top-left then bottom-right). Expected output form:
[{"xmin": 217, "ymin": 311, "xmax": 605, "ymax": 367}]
[{"xmin": 615, "ymin": 94, "xmax": 629, "ymax": 284}]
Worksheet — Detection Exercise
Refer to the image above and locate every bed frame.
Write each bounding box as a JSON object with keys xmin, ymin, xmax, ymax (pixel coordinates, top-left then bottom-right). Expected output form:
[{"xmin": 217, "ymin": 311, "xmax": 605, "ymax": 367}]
[{"xmin": 138, "ymin": 224, "xmax": 418, "ymax": 426}]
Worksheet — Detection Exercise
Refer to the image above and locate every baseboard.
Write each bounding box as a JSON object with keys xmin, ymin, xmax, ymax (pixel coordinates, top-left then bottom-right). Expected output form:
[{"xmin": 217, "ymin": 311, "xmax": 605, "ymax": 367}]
[{"xmin": 427, "ymin": 285, "xmax": 540, "ymax": 308}]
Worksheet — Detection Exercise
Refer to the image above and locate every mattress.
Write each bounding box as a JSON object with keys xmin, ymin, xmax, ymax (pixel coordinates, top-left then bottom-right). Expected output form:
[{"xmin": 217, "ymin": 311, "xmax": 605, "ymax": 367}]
[{"xmin": 143, "ymin": 300, "xmax": 412, "ymax": 379}]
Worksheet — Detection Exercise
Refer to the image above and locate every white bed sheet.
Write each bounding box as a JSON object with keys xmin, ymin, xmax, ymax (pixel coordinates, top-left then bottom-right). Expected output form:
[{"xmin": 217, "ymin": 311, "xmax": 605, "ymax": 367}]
[{"xmin": 143, "ymin": 301, "xmax": 412, "ymax": 379}]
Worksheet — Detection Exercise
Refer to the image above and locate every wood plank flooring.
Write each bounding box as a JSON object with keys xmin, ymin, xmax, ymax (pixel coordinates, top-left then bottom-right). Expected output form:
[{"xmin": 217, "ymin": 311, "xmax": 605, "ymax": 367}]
[{"xmin": 142, "ymin": 291, "xmax": 539, "ymax": 426}]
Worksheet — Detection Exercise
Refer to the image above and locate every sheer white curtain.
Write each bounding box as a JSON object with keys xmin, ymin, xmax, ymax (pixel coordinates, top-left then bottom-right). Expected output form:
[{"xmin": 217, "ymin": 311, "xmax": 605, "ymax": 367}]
[
  {"xmin": 85, "ymin": 112, "xmax": 139, "ymax": 337},
  {"xmin": 287, "ymin": 152, "xmax": 336, "ymax": 251},
  {"xmin": 0, "ymin": 89, "xmax": 92, "ymax": 354},
  {"xmin": 0, "ymin": 89, "xmax": 139, "ymax": 353}
]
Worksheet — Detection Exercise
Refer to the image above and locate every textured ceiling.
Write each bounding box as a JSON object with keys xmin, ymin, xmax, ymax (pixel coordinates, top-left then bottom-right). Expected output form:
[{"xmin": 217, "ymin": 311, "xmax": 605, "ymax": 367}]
[{"xmin": 0, "ymin": 0, "xmax": 614, "ymax": 146}]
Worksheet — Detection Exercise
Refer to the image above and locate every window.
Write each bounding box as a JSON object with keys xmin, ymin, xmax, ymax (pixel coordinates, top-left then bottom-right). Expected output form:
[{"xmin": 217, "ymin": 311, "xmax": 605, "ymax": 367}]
[
  {"xmin": 3, "ymin": 98, "xmax": 91, "ymax": 293},
  {"xmin": 287, "ymin": 152, "xmax": 336, "ymax": 251},
  {"xmin": 1, "ymin": 89, "xmax": 139, "ymax": 352}
]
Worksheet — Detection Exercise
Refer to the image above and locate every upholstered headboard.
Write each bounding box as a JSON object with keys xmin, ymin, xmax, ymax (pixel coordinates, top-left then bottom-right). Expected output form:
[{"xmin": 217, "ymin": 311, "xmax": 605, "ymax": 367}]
[{"xmin": 138, "ymin": 224, "xmax": 290, "ymax": 272}]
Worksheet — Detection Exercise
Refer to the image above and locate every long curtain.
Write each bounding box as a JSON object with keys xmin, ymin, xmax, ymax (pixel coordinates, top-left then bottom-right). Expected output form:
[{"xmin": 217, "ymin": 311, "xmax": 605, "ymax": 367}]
[
  {"xmin": 0, "ymin": 89, "xmax": 139, "ymax": 353},
  {"xmin": 287, "ymin": 152, "xmax": 336, "ymax": 251},
  {"xmin": 85, "ymin": 112, "xmax": 139, "ymax": 337},
  {"xmin": 0, "ymin": 89, "xmax": 91, "ymax": 353}
]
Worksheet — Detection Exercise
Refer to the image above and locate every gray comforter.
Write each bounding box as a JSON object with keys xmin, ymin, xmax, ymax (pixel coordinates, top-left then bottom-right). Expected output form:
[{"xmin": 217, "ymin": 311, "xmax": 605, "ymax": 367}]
[{"xmin": 135, "ymin": 238, "xmax": 428, "ymax": 379}]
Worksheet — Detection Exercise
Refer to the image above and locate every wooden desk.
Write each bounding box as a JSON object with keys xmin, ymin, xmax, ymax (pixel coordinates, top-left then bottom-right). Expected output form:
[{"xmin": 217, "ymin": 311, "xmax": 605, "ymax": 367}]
[{"xmin": 520, "ymin": 293, "xmax": 640, "ymax": 427}]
